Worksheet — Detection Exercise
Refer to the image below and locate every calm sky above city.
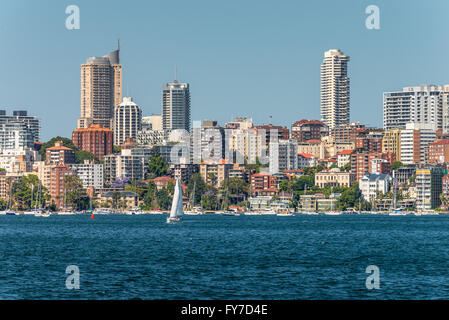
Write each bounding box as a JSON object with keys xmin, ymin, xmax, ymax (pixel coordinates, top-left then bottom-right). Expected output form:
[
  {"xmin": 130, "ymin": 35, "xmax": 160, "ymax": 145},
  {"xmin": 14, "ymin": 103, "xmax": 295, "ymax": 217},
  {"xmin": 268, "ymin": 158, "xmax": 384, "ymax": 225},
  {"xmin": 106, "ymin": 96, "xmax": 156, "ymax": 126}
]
[{"xmin": 0, "ymin": 0, "xmax": 448, "ymax": 141}]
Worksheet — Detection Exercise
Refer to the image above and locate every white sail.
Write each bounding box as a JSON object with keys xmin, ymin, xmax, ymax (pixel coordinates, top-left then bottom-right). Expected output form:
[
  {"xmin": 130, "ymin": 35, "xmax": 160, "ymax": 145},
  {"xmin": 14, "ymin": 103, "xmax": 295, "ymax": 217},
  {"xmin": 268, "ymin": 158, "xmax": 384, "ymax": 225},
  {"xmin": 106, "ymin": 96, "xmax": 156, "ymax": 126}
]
[{"xmin": 169, "ymin": 179, "xmax": 184, "ymax": 218}]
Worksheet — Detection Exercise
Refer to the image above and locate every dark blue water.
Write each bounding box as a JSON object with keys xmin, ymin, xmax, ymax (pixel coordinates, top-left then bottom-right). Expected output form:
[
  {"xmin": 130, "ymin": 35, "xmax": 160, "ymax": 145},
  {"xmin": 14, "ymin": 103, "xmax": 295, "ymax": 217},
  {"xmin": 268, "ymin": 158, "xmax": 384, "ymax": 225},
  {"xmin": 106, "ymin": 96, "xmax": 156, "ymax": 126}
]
[{"xmin": 1, "ymin": 214, "xmax": 449, "ymax": 299}]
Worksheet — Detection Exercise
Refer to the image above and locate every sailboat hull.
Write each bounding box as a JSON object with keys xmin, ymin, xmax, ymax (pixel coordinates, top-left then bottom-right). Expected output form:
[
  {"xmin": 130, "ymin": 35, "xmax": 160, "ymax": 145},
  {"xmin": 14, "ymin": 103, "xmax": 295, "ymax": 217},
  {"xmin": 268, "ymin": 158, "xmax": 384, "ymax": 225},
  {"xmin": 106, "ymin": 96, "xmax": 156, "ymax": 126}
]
[{"xmin": 166, "ymin": 216, "xmax": 182, "ymax": 223}]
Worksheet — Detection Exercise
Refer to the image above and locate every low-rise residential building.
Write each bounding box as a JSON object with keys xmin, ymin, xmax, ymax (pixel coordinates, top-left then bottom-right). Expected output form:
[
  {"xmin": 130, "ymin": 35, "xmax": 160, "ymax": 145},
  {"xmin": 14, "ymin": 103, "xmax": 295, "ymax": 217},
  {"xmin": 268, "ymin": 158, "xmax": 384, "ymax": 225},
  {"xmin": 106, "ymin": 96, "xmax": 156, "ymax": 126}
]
[
  {"xmin": 291, "ymin": 120, "xmax": 329, "ymax": 143},
  {"xmin": 153, "ymin": 176, "xmax": 175, "ymax": 190},
  {"xmin": 199, "ymin": 159, "xmax": 233, "ymax": 187},
  {"xmin": 0, "ymin": 148, "xmax": 40, "ymax": 174},
  {"xmin": 0, "ymin": 173, "xmax": 20, "ymax": 201},
  {"xmin": 248, "ymin": 196, "xmax": 272, "ymax": 210},
  {"xmin": 169, "ymin": 163, "xmax": 198, "ymax": 184},
  {"xmin": 250, "ymin": 172, "xmax": 278, "ymax": 196},
  {"xmin": 100, "ymin": 191, "xmax": 139, "ymax": 209},
  {"xmin": 442, "ymin": 174, "xmax": 449, "ymax": 198},
  {"xmin": 314, "ymin": 168, "xmax": 355, "ymax": 188},
  {"xmin": 337, "ymin": 150, "xmax": 353, "ymax": 168},
  {"xmin": 297, "ymin": 153, "xmax": 318, "ymax": 168},
  {"xmin": 359, "ymin": 173, "xmax": 392, "ymax": 202},
  {"xmin": 428, "ymin": 139, "xmax": 449, "ymax": 163},
  {"xmin": 45, "ymin": 141, "xmax": 75, "ymax": 165}
]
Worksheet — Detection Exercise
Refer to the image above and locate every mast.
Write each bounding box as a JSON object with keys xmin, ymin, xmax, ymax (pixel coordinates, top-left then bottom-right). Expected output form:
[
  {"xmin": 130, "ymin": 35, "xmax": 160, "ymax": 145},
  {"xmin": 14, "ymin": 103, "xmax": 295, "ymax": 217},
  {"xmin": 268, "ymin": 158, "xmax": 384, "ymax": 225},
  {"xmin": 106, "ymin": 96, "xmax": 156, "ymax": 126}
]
[
  {"xmin": 392, "ymin": 170, "xmax": 397, "ymax": 210},
  {"xmin": 191, "ymin": 181, "xmax": 196, "ymax": 208},
  {"xmin": 331, "ymin": 186, "xmax": 333, "ymax": 211}
]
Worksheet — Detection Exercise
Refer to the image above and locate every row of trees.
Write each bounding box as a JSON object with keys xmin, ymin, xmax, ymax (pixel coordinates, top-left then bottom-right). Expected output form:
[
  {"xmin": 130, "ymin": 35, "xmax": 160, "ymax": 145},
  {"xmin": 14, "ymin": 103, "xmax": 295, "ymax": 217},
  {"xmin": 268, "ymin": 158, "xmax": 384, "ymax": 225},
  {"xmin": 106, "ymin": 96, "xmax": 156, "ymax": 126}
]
[{"xmin": 0, "ymin": 174, "xmax": 90, "ymax": 211}]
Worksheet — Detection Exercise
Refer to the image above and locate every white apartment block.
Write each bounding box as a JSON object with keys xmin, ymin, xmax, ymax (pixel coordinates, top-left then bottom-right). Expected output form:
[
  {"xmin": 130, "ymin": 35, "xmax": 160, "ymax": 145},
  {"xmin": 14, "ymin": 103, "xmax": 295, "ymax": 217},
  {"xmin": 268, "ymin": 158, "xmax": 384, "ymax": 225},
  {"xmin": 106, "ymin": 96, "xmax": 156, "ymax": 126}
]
[
  {"xmin": 0, "ymin": 148, "xmax": 40, "ymax": 173},
  {"xmin": 298, "ymin": 153, "xmax": 318, "ymax": 169},
  {"xmin": 383, "ymin": 84, "xmax": 447, "ymax": 131},
  {"xmin": 136, "ymin": 129, "xmax": 165, "ymax": 146},
  {"xmin": 400, "ymin": 123, "xmax": 436, "ymax": 164},
  {"xmin": 359, "ymin": 173, "xmax": 392, "ymax": 202},
  {"xmin": 0, "ymin": 121, "xmax": 34, "ymax": 152},
  {"xmin": 104, "ymin": 148, "xmax": 149, "ymax": 185},
  {"xmin": 320, "ymin": 49, "xmax": 350, "ymax": 129},
  {"xmin": 68, "ymin": 161, "xmax": 104, "ymax": 189},
  {"xmin": 269, "ymin": 139, "xmax": 298, "ymax": 174},
  {"xmin": 230, "ymin": 128, "xmax": 266, "ymax": 165}
]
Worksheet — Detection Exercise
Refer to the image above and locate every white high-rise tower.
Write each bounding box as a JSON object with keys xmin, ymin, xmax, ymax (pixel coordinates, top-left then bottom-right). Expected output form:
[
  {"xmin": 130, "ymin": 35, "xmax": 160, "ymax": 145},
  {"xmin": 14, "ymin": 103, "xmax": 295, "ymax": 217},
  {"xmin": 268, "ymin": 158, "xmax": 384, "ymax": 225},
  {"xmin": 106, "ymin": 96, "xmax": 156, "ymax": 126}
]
[{"xmin": 320, "ymin": 49, "xmax": 350, "ymax": 129}]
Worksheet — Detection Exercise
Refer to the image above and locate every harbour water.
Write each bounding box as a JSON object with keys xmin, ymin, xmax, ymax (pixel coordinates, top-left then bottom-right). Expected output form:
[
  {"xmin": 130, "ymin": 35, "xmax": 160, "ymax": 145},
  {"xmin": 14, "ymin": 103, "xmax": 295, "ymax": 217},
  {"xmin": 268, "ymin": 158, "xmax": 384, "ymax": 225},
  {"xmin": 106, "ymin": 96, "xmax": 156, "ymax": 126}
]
[{"xmin": 1, "ymin": 214, "xmax": 449, "ymax": 299}]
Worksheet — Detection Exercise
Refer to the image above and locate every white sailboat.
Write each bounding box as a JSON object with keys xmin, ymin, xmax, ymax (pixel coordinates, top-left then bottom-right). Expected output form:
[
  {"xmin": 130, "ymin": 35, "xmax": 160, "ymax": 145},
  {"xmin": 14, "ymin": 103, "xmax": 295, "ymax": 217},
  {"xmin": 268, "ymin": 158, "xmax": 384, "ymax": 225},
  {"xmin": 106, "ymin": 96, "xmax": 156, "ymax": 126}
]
[{"xmin": 166, "ymin": 179, "xmax": 184, "ymax": 224}]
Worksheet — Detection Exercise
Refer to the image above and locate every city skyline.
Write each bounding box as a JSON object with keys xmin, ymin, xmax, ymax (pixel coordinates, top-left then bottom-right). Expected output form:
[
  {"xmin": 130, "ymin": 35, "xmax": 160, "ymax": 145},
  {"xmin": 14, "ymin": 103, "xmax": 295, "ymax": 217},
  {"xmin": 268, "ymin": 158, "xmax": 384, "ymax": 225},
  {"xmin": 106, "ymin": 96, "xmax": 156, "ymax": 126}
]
[{"xmin": 2, "ymin": 1, "xmax": 449, "ymax": 140}]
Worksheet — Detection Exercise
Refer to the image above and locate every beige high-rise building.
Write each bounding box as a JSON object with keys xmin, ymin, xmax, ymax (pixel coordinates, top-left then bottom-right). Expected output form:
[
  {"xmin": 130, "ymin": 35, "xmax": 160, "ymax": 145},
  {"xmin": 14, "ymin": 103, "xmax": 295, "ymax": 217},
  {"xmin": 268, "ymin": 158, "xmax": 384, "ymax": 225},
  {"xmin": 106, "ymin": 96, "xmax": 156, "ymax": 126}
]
[
  {"xmin": 320, "ymin": 49, "xmax": 350, "ymax": 129},
  {"xmin": 382, "ymin": 128, "xmax": 401, "ymax": 161},
  {"xmin": 78, "ymin": 44, "xmax": 122, "ymax": 130}
]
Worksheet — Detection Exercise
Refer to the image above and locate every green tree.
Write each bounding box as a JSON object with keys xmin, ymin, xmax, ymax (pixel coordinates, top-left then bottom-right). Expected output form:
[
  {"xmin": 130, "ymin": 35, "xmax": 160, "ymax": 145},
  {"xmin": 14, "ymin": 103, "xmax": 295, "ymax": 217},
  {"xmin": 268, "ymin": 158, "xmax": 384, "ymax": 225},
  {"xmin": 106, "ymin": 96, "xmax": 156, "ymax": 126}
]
[
  {"xmin": 341, "ymin": 162, "xmax": 351, "ymax": 172},
  {"xmin": 292, "ymin": 176, "xmax": 315, "ymax": 193},
  {"xmin": 155, "ymin": 188, "xmax": 171, "ymax": 210},
  {"xmin": 187, "ymin": 173, "xmax": 207, "ymax": 206},
  {"xmin": 201, "ymin": 191, "xmax": 218, "ymax": 210},
  {"xmin": 279, "ymin": 179, "xmax": 295, "ymax": 193},
  {"xmin": 11, "ymin": 175, "xmax": 47, "ymax": 209},
  {"xmin": 147, "ymin": 155, "xmax": 168, "ymax": 179},
  {"xmin": 219, "ymin": 177, "xmax": 249, "ymax": 205},
  {"xmin": 141, "ymin": 180, "xmax": 157, "ymax": 209},
  {"xmin": 40, "ymin": 137, "xmax": 99, "ymax": 164},
  {"xmin": 0, "ymin": 198, "xmax": 7, "ymax": 210},
  {"xmin": 391, "ymin": 161, "xmax": 403, "ymax": 171},
  {"xmin": 336, "ymin": 182, "xmax": 364, "ymax": 210},
  {"xmin": 111, "ymin": 191, "xmax": 121, "ymax": 209},
  {"xmin": 64, "ymin": 175, "xmax": 89, "ymax": 210}
]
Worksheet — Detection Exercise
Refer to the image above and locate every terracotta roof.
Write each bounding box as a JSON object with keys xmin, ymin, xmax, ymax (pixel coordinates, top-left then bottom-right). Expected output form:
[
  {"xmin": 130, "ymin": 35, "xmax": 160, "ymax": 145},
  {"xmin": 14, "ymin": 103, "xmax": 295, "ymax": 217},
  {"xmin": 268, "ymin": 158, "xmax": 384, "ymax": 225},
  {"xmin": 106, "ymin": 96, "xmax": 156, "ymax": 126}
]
[
  {"xmin": 47, "ymin": 145, "xmax": 73, "ymax": 151},
  {"xmin": 306, "ymin": 139, "xmax": 321, "ymax": 144},
  {"xmin": 153, "ymin": 176, "xmax": 174, "ymax": 182},
  {"xmin": 337, "ymin": 149, "xmax": 353, "ymax": 155},
  {"xmin": 292, "ymin": 119, "xmax": 326, "ymax": 127},
  {"xmin": 72, "ymin": 124, "xmax": 113, "ymax": 133},
  {"xmin": 251, "ymin": 172, "xmax": 272, "ymax": 177},
  {"xmin": 431, "ymin": 139, "xmax": 449, "ymax": 145},
  {"xmin": 298, "ymin": 153, "xmax": 316, "ymax": 159}
]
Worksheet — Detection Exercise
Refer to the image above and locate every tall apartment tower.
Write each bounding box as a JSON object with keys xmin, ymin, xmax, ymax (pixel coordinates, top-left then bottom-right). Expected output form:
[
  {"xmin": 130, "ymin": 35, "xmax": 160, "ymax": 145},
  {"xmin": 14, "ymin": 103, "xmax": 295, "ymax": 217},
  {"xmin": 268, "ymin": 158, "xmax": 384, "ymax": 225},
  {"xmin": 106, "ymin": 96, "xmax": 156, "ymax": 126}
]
[
  {"xmin": 383, "ymin": 85, "xmax": 444, "ymax": 131},
  {"xmin": 78, "ymin": 43, "xmax": 122, "ymax": 130},
  {"xmin": 162, "ymin": 80, "xmax": 191, "ymax": 133},
  {"xmin": 114, "ymin": 97, "xmax": 142, "ymax": 146},
  {"xmin": 320, "ymin": 49, "xmax": 350, "ymax": 129},
  {"xmin": 0, "ymin": 110, "xmax": 40, "ymax": 142}
]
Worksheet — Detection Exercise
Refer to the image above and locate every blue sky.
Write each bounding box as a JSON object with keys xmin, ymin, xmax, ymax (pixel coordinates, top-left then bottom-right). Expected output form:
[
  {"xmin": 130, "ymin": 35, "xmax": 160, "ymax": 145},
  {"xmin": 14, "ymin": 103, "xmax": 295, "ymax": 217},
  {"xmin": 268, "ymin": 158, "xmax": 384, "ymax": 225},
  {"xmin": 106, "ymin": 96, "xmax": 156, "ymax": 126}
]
[{"xmin": 0, "ymin": 0, "xmax": 448, "ymax": 141}]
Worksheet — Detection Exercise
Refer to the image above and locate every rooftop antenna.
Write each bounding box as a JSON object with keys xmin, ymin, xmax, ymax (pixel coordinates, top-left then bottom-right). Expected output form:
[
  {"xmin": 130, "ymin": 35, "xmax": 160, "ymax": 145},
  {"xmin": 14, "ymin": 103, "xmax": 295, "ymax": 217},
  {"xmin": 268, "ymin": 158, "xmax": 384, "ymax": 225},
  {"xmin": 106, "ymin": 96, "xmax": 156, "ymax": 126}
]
[
  {"xmin": 174, "ymin": 65, "xmax": 178, "ymax": 82},
  {"xmin": 118, "ymin": 38, "xmax": 120, "ymax": 51}
]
